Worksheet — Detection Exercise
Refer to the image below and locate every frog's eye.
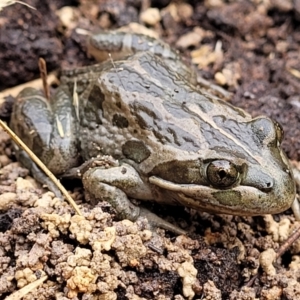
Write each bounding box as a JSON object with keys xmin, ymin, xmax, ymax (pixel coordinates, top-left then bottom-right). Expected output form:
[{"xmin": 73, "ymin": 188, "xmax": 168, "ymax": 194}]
[
  {"xmin": 273, "ymin": 121, "xmax": 284, "ymax": 144},
  {"xmin": 206, "ymin": 160, "xmax": 239, "ymax": 188},
  {"xmin": 251, "ymin": 117, "xmax": 283, "ymax": 147}
]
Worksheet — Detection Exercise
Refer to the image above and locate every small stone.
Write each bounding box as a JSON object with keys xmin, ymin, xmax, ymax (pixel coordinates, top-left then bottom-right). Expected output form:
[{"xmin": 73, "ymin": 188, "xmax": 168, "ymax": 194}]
[
  {"xmin": 177, "ymin": 3, "xmax": 193, "ymax": 21},
  {"xmin": 55, "ymin": 6, "xmax": 78, "ymax": 30},
  {"xmin": 260, "ymin": 249, "xmax": 277, "ymax": 276},
  {"xmin": 0, "ymin": 192, "xmax": 17, "ymax": 210},
  {"xmin": 214, "ymin": 72, "xmax": 227, "ymax": 86},
  {"xmin": 176, "ymin": 28, "xmax": 204, "ymax": 49},
  {"xmin": 205, "ymin": 0, "xmax": 224, "ymax": 8},
  {"xmin": 0, "ymin": 154, "xmax": 11, "ymax": 167},
  {"xmin": 119, "ymin": 23, "xmax": 159, "ymax": 38},
  {"xmin": 140, "ymin": 8, "xmax": 161, "ymax": 26}
]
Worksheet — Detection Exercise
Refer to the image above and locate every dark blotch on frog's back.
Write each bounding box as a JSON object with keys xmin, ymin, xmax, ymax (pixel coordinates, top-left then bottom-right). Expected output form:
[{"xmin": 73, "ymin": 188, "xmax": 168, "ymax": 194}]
[
  {"xmin": 81, "ymin": 85, "xmax": 105, "ymax": 127},
  {"xmin": 112, "ymin": 114, "xmax": 129, "ymax": 128},
  {"xmin": 122, "ymin": 140, "xmax": 151, "ymax": 163},
  {"xmin": 132, "ymin": 100, "xmax": 157, "ymax": 130}
]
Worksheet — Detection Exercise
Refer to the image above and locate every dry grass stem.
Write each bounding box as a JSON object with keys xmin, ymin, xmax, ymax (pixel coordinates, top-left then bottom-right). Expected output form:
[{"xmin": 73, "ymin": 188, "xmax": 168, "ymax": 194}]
[
  {"xmin": 4, "ymin": 275, "xmax": 48, "ymax": 300},
  {"xmin": 38, "ymin": 58, "xmax": 50, "ymax": 102}
]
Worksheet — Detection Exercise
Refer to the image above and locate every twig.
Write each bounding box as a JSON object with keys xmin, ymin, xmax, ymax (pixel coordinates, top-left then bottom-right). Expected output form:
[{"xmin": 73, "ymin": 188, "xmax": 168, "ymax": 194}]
[
  {"xmin": 38, "ymin": 58, "xmax": 50, "ymax": 102},
  {"xmin": 275, "ymin": 225, "xmax": 300, "ymax": 259},
  {"xmin": 0, "ymin": 120, "xmax": 82, "ymax": 216},
  {"xmin": 108, "ymin": 53, "xmax": 125, "ymax": 90}
]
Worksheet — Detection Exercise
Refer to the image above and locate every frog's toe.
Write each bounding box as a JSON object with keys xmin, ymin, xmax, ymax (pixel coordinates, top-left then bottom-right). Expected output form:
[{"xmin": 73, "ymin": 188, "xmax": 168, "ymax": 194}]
[{"xmin": 291, "ymin": 196, "xmax": 300, "ymax": 221}]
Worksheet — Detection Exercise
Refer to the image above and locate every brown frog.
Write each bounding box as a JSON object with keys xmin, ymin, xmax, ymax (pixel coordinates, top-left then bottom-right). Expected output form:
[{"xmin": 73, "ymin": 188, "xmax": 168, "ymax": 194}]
[{"xmin": 10, "ymin": 31, "xmax": 296, "ymax": 233}]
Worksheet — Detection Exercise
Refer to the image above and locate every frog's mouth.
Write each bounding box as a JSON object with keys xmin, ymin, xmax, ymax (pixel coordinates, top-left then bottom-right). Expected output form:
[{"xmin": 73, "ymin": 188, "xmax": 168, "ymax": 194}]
[{"xmin": 149, "ymin": 176, "xmax": 294, "ymax": 216}]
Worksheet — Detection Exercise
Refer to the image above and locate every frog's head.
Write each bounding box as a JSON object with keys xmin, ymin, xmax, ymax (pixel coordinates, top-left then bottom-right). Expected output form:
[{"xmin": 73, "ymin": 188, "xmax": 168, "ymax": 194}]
[{"xmin": 148, "ymin": 115, "xmax": 295, "ymax": 216}]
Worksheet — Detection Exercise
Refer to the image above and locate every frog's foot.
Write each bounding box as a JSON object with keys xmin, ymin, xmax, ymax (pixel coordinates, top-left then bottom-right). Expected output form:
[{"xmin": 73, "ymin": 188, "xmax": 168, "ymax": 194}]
[
  {"xmin": 291, "ymin": 196, "xmax": 300, "ymax": 221},
  {"xmin": 82, "ymin": 164, "xmax": 186, "ymax": 235},
  {"xmin": 62, "ymin": 155, "xmax": 119, "ymax": 179},
  {"xmin": 291, "ymin": 166, "xmax": 300, "ymax": 221}
]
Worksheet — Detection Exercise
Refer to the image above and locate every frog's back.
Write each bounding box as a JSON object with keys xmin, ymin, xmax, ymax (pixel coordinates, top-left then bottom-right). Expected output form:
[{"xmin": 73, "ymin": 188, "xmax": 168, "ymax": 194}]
[{"xmin": 67, "ymin": 53, "xmax": 204, "ymax": 160}]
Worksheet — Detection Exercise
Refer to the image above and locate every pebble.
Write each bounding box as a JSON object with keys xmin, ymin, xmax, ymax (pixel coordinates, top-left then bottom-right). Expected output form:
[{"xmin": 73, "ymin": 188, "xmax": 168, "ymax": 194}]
[{"xmin": 140, "ymin": 8, "xmax": 161, "ymax": 26}]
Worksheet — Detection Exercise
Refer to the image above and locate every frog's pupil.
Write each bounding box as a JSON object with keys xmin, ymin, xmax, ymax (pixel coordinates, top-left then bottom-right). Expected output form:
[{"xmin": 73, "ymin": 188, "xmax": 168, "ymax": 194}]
[{"xmin": 219, "ymin": 170, "xmax": 227, "ymax": 179}]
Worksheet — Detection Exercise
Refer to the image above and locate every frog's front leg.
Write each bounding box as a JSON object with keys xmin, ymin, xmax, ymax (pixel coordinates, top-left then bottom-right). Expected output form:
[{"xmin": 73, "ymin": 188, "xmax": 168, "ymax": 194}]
[{"xmin": 82, "ymin": 163, "xmax": 186, "ymax": 235}]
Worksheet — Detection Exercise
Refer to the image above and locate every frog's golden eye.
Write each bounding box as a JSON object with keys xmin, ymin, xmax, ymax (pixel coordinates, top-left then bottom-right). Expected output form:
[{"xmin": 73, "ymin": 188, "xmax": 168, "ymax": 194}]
[
  {"xmin": 273, "ymin": 121, "xmax": 284, "ymax": 144},
  {"xmin": 207, "ymin": 160, "xmax": 239, "ymax": 188}
]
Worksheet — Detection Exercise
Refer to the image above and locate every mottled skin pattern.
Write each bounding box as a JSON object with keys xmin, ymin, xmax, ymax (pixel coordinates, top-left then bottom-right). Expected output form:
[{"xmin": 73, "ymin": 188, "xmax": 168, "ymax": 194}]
[{"xmin": 10, "ymin": 34, "xmax": 295, "ymax": 232}]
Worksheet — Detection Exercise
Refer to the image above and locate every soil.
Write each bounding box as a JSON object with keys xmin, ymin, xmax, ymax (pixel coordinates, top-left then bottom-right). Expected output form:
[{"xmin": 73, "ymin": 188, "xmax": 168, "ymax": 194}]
[{"xmin": 1, "ymin": 0, "xmax": 300, "ymax": 299}]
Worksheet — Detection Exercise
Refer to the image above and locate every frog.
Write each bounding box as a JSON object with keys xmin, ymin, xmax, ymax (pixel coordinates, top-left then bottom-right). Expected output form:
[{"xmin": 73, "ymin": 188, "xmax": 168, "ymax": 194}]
[{"xmin": 10, "ymin": 31, "xmax": 296, "ymax": 234}]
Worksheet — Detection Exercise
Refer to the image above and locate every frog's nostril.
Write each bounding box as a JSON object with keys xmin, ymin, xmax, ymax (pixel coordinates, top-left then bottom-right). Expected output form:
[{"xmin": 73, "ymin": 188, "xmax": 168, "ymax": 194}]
[{"xmin": 244, "ymin": 167, "xmax": 275, "ymax": 193}]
